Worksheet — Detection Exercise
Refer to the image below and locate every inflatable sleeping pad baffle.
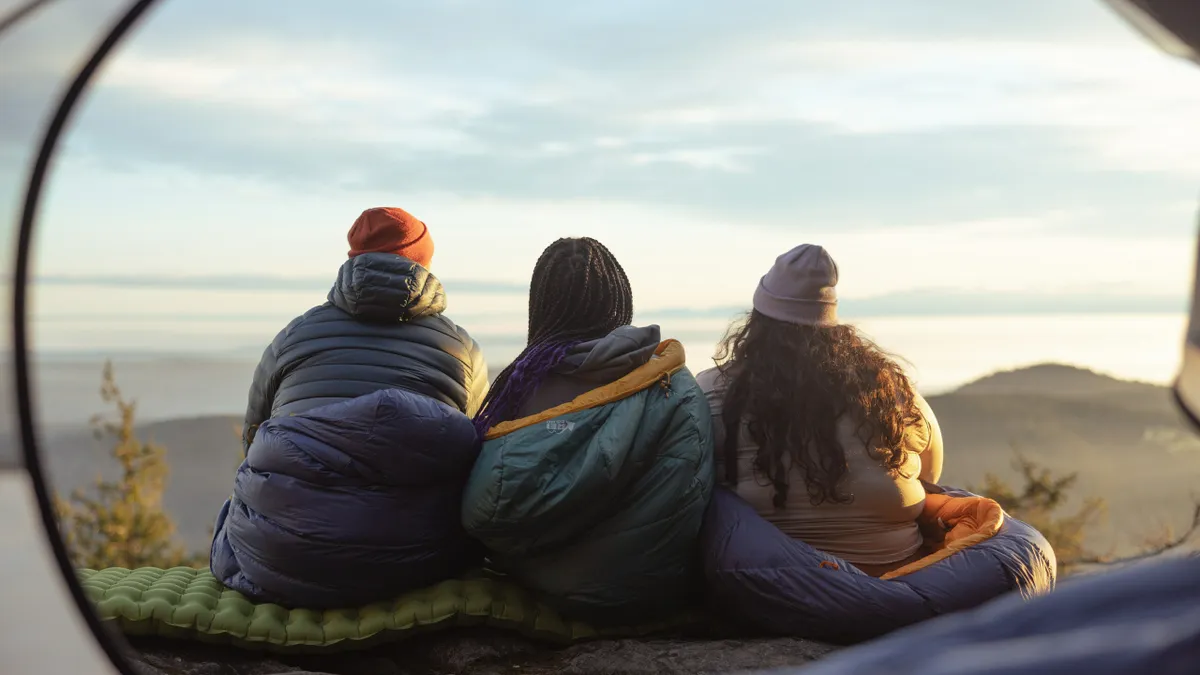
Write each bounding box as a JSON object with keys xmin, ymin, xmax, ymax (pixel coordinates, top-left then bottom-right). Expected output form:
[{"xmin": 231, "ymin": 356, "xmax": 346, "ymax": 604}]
[
  {"xmin": 78, "ymin": 567, "xmax": 699, "ymax": 653},
  {"xmin": 702, "ymin": 483, "xmax": 1056, "ymax": 644},
  {"xmin": 211, "ymin": 387, "xmax": 483, "ymax": 608}
]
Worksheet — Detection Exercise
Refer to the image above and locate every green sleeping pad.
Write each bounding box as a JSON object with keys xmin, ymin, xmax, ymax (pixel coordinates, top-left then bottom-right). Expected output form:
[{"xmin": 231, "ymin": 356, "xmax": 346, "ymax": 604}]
[{"xmin": 78, "ymin": 567, "xmax": 698, "ymax": 653}]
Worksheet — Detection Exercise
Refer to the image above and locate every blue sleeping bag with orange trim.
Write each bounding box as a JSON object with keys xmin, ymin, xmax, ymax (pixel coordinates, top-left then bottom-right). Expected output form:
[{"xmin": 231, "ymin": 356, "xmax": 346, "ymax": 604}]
[
  {"xmin": 760, "ymin": 553, "xmax": 1200, "ymax": 675},
  {"xmin": 701, "ymin": 483, "xmax": 1056, "ymax": 644}
]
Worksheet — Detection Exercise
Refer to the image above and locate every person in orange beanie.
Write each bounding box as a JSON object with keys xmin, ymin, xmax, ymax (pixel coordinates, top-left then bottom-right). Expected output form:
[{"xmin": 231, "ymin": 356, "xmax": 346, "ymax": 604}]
[
  {"xmin": 213, "ymin": 207, "xmax": 489, "ymax": 607},
  {"xmin": 238, "ymin": 206, "xmax": 487, "ymax": 452},
  {"xmin": 345, "ymin": 206, "xmax": 435, "ymax": 267}
]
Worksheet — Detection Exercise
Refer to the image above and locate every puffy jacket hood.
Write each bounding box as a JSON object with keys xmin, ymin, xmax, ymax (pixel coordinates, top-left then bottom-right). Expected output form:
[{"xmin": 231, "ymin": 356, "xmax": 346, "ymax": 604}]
[
  {"xmin": 328, "ymin": 253, "xmax": 446, "ymax": 322},
  {"xmin": 241, "ymin": 251, "xmax": 488, "ymax": 450},
  {"xmin": 555, "ymin": 324, "xmax": 662, "ymax": 384},
  {"xmin": 513, "ymin": 325, "xmax": 662, "ymax": 419}
]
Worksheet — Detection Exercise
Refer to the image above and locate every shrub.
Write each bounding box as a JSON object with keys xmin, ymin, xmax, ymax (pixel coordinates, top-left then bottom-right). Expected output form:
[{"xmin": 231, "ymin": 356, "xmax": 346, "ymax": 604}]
[{"xmin": 54, "ymin": 361, "xmax": 204, "ymax": 569}]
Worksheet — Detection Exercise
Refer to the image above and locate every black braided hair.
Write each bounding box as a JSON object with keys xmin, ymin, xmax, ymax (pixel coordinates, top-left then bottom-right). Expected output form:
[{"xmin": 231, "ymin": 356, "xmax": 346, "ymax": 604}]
[{"xmin": 473, "ymin": 237, "xmax": 634, "ymax": 435}]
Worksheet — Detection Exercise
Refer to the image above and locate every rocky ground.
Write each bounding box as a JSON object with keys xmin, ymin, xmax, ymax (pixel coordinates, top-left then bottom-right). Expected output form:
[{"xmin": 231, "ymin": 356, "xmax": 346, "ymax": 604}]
[{"xmin": 122, "ymin": 631, "xmax": 837, "ymax": 675}]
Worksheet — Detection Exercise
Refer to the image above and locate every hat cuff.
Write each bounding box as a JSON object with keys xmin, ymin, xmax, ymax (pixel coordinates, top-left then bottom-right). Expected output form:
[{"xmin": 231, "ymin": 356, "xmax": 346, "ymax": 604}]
[{"xmin": 752, "ymin": 282, "xmax": 838, "ymax": 326}]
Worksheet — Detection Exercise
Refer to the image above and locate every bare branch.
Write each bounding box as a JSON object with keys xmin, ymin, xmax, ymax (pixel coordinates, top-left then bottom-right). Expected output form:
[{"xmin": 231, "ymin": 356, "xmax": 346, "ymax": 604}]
[{"xmin": 1073, "ymin": 502, "xmax": 1200, "ymax": 567}]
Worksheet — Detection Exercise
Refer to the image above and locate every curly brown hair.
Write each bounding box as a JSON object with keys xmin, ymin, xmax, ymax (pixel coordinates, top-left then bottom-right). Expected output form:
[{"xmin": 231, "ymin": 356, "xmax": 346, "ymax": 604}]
[{"xmin": 715, "ymin": 310, "xmax": 923, "ymax": 507}]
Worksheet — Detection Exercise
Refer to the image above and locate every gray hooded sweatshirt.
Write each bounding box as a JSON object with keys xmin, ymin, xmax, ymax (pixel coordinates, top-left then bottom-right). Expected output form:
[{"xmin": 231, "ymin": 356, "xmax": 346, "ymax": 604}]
[{"xmin": 517, "ymin": 324, "xmax": 662, "ymax": 418}]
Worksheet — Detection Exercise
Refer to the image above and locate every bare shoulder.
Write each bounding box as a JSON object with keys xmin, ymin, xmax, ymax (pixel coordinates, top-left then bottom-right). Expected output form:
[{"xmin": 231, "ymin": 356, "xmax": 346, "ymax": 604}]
[
  {"xmin": 905, "ymin": 390, "xmax": 939, "ymax": 451},
  {"xmin": 911, "ymin": 391, "xmax": 937, "ymax": 424}
]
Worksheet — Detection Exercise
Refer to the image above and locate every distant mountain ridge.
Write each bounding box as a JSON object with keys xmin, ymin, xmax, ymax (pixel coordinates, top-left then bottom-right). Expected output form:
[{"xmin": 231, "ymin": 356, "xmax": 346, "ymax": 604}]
[
  {"xmin": 38, "ymin": 362, "xmax": 1200, "ymax": 557},
  {"xmin": 952, "ymin": 363, "xmax": 1166, "ymax": 397}
]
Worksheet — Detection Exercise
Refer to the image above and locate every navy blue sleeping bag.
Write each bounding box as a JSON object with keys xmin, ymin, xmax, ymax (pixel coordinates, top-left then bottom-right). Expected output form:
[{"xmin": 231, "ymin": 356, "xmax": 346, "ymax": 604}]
[
  {"xmin": 759, "ymin": 553, "xmax": 1200, "ymax": 675},
  {"xmin": 702, "ymin": 484, "xmax": 1056, "ymax": 644},
  {"xmin": 210, "ymin": 388, "xmax": 482, "ymax": 608}
]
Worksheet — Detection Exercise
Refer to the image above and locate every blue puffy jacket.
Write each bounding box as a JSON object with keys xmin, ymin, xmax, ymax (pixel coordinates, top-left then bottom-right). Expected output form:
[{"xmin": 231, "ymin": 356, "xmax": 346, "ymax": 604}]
[
  {"xmin": 242, "ymin": 252, "xmax": 488, "ymax": 452},
  {"xmin": 210, "ymin": 388, "xmax": 482, "ymax": 608},
  {"xmin": 703, "ymin": 484, "xmax": 1056, "ymax": 644}
]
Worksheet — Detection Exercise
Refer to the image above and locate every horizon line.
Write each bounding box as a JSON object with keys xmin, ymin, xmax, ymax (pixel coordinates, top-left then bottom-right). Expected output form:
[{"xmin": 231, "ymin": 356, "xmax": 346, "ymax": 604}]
[
  {"xmin": 30, "ymin": 301, "xmax": 1188, "ymax": 323},
  {"xmin": 32, "ymin": 274, "xmax": 1186, "ymax": 313},
  {"xmin": 28, "ymin": 357, "xmax": 1171, "ymax": 413},
  {"xmin": 33, "ymin": 273, "xmax": 527, "ymax": 294}
]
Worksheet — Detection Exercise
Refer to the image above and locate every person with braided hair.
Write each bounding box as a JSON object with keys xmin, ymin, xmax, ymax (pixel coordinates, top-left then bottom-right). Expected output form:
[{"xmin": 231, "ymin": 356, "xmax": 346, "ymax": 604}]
[
  {"xmin": 462, "ymin": 237, "xmax": 715, "ymax": 625},
  {"xmin": 473, "ymin": 236, "xmax": 641, "ymax": 434}
]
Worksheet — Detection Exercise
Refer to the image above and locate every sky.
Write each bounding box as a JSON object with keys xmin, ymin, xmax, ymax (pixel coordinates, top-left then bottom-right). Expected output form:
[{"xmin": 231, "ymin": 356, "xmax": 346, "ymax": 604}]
[{"xmin": 6, "ymin": 0, "xmax": 1200, "ymax": 382}]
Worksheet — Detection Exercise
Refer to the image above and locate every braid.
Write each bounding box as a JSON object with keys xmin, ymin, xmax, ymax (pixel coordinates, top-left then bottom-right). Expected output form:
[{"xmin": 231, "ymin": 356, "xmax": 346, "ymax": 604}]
[
  {"xmin": 473, "ymin": 237, "xmax": 634, "ymax": 436},
  {"xmin": 472, "ymin": 339, "xmax": 578, "ymax": 437}
]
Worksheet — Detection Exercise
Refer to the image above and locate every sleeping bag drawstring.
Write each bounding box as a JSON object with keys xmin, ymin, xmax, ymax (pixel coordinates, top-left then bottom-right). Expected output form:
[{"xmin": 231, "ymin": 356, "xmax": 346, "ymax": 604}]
[{"xmin": 660, "ymin": 372, "xmax": 672, "ymax": 397}]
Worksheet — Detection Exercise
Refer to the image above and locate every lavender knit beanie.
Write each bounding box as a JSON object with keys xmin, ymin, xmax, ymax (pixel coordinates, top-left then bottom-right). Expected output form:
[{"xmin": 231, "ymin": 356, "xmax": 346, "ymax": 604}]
[{"xmin": 751, "ymin": 244, "xmax": 839, "ymax": 326}]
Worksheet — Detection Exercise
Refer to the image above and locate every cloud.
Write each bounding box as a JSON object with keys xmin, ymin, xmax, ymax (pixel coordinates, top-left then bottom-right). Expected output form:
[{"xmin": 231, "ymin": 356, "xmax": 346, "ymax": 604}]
[
  {"xmin": 640, "ymin": 288, "xmax": 1187, "ymax": 320},
  {"xmin": 53, "ymin": 81, "xmax": 1200, "ymax": 238},
  {"xmin": 33, "ymin": 272, "xmax": 527, "ymax": 295},
  {"xmin": 96, "ymin": 44, "xmax": 507, "ymax": 155},
  {"xmin": 23, "ymin": 0, "xmax": 1189, "ymax": 246},
  {"xmin": 123, "ymin": 1, "xmax": 1132, "ymax": 70},
  {"xmin": 16, "ymin": 0, "xmax": 1200, "ymax": 379},
  {"xmin": 634, "ymin": 38, "xmax": 1200, "ymax": 173},
  {"xmin": 15, "ymin": 0, "xmax": 1200, "ymax": 316},
  {"xmin": 31, "ymin": 276, "xmax": 1186, "ymax": 318},
  {"xmin": 628, "ymin": 147, "xmax": 762, "ymax": 173},
  {"xmin": 31, "ymin": 154, "xmax": 1195, "ymax": 315}
]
